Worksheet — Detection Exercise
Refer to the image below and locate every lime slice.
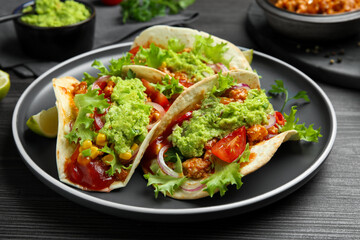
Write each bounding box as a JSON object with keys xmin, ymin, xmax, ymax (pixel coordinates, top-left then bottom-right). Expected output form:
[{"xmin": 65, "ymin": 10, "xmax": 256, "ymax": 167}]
[
  {"xmin": 242, "ymin": 49, "xmax": 253, "ymax": 65},
  {"xmin": 0, "ymin": 70, "xmax": 11, "ymax": 101},
  {"xmin": 26, "ymin": 106, "xmax": 58, "ymax": 138}
]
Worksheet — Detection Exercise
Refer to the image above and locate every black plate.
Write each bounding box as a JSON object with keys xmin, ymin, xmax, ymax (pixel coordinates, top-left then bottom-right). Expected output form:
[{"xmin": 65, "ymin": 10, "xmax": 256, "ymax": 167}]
[{"xmin": 12, "ymin": 42, "xmax": 336, "ymax": 222}]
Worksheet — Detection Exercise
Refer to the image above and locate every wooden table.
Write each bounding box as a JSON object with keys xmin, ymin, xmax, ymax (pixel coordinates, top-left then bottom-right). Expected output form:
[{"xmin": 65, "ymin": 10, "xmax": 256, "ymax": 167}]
[{"xmin": 1, "ymin": 0, "xmax": 359, "ymax": 238}]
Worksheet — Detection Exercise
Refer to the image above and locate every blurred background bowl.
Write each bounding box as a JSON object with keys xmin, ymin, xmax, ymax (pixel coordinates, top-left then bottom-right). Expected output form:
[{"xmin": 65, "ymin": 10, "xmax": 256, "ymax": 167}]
[
  {"xmin": 256, "ymin": 0, "xmax": 360, "ymax": 41},
  {"xmin": 13, "ymin": 0, "xmax": 95, "ymax": 61}
]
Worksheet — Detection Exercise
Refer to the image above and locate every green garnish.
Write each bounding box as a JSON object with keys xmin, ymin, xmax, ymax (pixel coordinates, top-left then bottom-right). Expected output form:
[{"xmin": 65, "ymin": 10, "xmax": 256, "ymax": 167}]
[
  {"xmin": 81, "ymin": 148, "xmax": 91, "ymax": 157},
  {"xmin": 65, "ymin": 88, "xmax": 110, "ymax": 144},
  {"xmin": 120, "ymin": 0, "xmax": 195, "ymax": 23},
  {"xmin": 268, "ymin": 80, "xmax": 310, "ymax": 112},
  {"xmin": 280, "ymin": 106, "xmax": 322, "ymax": 142},
  {"xmin": 151, "ymin": 75, "xmax": 184, "ymax": 99}
]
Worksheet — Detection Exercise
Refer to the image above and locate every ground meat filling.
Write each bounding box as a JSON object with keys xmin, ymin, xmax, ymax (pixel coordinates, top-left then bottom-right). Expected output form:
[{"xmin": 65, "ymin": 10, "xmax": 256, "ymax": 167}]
[
  {"xmin": 182, "ymin": 157, "xmax": 212, "ymax": 179},
  {"xmin": 247, "ymin": 124, "xmax": 268, "ymax": 145}
]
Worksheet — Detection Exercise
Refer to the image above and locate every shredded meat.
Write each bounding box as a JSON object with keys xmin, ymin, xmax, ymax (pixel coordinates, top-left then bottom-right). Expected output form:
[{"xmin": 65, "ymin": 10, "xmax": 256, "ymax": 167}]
[
  {"xmin": 149, "ymin": 108, "xmax": 161, "ymax": 124},
  {"xmin": 204, "ymin": 139, "xmax": 218, "ymax": 150},
  {"xmin": 275, "ymin": 0, "xmax": 360, "ymax": 14},
  {"xmin": 221, "ymin": 88, "xmax": 248, "ymax": 104},
  {"xmin": 182, "ymin": 157, "xmax": 212, "ymax": 179},
  {"xmin": 267, "ymin": 126, "xmax": 279, "ymax": 135},
  {"xmin": 247, "ymin": 124, "xmax": 268, "ymax": 145},
  {"xmin": 114, "ymin": 169, "xmax": 129, "ymax": 182}
]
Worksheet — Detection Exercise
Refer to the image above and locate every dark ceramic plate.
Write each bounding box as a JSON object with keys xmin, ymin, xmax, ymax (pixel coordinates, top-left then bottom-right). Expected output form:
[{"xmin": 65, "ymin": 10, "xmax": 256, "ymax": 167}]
[{"xmin": 12, "ymin": 42, "xmax": 336, "ymax": 222}]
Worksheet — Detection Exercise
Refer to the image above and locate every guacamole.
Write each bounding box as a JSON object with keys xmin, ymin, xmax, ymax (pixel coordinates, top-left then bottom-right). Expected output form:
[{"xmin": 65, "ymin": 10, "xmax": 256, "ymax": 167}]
[
  {"xmin": 21, "ymin": 0, "xmax": 91, "ymax": 27},
  {"xmin": 100, "ymin": 77, "xmax": 151, "ymax": 154},
  {"xmin": 169, "ymin": 89, "xmax": 274, "ymax": 157}
]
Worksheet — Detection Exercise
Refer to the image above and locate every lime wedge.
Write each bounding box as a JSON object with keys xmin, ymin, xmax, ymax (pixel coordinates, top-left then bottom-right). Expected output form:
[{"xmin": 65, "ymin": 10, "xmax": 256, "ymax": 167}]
[
  {"xmin": 0, "ymin": 70, "xmax": 11, "ymax": 101},
  {"xmin": 26, "ymin": 106, "xmax": 58, "ymax": 138},
  {"xmin": 242, "ymin": 49, "xmax": 253, "ymax": 65}
]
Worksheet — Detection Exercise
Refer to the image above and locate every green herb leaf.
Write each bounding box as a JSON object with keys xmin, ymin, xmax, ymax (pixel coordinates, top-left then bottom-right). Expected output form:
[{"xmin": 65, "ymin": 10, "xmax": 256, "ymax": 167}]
[
  {"xmin": 144, "ymin": 162, "xmax": 186, "ymax": 198},
  {"xmin": 201, "ymin": 145, "xmax": 250, "ymax": 197},
  {"xmin": 193, "ymin": 35, "xmax": 230, "ymax": 67},
  {"xmin": 151, "ymin": 75, "xmax": 184, "ymax": 99},
  {"xmin": 268, "ymin": 80, "xmax": 310, "ymax": 112},
  {"xmin": 168, "ymin": 38, "xmax": 185, "ymax": 53},
  {"xmin": 65, "ymin": 89, "xmax": 110, "ymax": 144},
  {"xmin": 211, "ymin": 71, "xmax": 236, "ymax": 96},
  {"xmin": 134, "ymin": 44, "xmax": 168, "ymax": 69},
  {"xmin": 164, "ymin": 146, "xmax": 184, "ymax": 163},
  {"xmin": 280, "ymin": 106, "xmax": 322, "ymax": 142},
  {"xmin": 81, "ymin": 148, "xmax": 91, "ymax": 157}
]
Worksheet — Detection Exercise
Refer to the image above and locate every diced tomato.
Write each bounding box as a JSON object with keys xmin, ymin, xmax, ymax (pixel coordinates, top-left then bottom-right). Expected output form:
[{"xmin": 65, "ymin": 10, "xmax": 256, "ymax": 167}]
[
  {"xmin": 175, "ymin": 111, "xmax": 192, "ymax": 126},
  {"xmin": 211, "ymin": 126, "xmax": 247, "ymax": 163},
  {"xmin": 275, "ymin": 111, "xmax": 286, "ymax": 126},
  {"xmin": 94, "ymin": 108, "xmax": 108, "ymax": 131},
  {"xmin": 92, "ymin": 75, "xmax": 110, "ymax": 95},
  {"xmin": 129, "ymin": 46, "xmax": 140, "ymax": 56},
  {"xmin": 141, "ymin": 79, "xmax": 170, "ymax": 109}
]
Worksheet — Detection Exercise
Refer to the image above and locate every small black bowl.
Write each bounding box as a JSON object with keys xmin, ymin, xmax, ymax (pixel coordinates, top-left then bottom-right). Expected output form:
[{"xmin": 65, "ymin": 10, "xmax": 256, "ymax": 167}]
[
  {"xmin": 13, "ymin": 0, "xmax": 95, "ymax": 61},
  {"xmin": 256, "ymin": 0, "xmax": 360, "ymax": 41}
]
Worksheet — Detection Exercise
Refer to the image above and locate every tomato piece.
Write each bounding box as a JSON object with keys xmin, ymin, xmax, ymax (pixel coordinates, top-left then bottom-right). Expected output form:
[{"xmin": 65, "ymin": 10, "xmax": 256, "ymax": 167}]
[
  {"xmin": 94, "ymin": 108, "xmax": 109, "ymax": 131},
  {"xmin": 129, "ymin": 46, "xmax": 140, "ymax": 56},
  {"xmin": 175, "ymin": 111, "xmax": 192, "ymax": 126},
  {"xmin": 275, "ymin": 111, "xmax": 286, "ymax": 126},
  {"xmin": 141, "ymin": 79, "xmax": 170, "ymax": 109},
  {"xmin": 101, "ymin": 0, "xmax": 123, "ymax": 5},
  {"xmin": 211, "ymin": 126, "xmax": 247, "ymax": 163},
  {"xmin": 92, "ymin": 75, "xmax": 110, "ymax": 96}
]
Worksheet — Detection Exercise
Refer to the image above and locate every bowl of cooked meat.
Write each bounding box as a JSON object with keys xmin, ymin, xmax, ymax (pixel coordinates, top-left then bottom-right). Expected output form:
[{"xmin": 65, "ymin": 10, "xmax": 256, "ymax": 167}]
[{"xmin": 256, "ymin": 0, "xmax": 360, "ymax": 41}]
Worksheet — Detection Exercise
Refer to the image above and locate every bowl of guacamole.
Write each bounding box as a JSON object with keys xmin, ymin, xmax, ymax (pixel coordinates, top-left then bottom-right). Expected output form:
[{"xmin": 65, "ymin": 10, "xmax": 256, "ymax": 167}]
[{"xmin": 13, "ymin": 0, "xmax": 95, "ymax": 60}]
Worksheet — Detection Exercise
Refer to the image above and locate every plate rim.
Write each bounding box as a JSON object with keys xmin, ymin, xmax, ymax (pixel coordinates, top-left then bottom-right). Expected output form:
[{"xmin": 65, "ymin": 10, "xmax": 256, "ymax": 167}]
[{"xmin": 12, "ymin": 42, "xmax": 337, "ymax": 217}]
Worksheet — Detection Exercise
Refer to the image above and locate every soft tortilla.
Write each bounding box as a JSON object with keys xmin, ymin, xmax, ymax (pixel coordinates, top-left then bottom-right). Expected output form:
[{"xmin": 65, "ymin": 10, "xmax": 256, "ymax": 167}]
[
  {"xmin": 132, "ymin": 25, "xmax": 252, "ymax": 72},
  {"xmin": 146, "ymin": 70, "xmax": 298, "ymax": 199},
  {"xmin": 53, "ymin": 66, "xmax": 163, "ymax": 192}
]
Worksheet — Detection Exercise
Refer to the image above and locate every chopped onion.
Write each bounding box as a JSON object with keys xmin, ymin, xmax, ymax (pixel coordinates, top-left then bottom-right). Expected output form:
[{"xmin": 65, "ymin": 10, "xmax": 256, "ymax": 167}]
[
  {"xmin": 181, "ymin": 183, "xmax": 205, "ymax": 192},
  {"xmin": 157, "ymin": 145, "xmax": 180, "ymax": 178},
  {"xmin": 232, "ymin": 83, "xmax": 251, "ymax": 91},
  {"xmin": 265, "ymin": 114, "xmax": 276, "ymax": 129},
  {"xmin": 207, "ymin": 63, "xmax": 229, "ymax": 73},
  {"xmin": 146, "ymin": 102, "xmax": 165, "ymax": 130}
]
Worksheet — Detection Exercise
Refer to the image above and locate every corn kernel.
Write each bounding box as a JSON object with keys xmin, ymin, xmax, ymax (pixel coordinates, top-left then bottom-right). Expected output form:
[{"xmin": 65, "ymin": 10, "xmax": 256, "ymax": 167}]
[
  {"xmin": 102, "ymin": 154, "xmax": 114, "ymax": 164},
  {"xmin": 131, "ymin": 143, "xmax": 139, "ymax": 152},
  {"xmin": 77, "ymin": 153, "xmax": 91, "ymax": 166},
  {"xmin": 90, "ymin": 146, "xmax": 99, "ymax": 159},
  {"xmin": 82, "ymin": 139, "xmax": 92, "ymax": 149},
  {"xmin": 119, "ymin": 152, "xmax": 132, "ymax": 160},
  {"xmin": 96, "ymin": 133, "xmax": 107, "ymax": 146}
]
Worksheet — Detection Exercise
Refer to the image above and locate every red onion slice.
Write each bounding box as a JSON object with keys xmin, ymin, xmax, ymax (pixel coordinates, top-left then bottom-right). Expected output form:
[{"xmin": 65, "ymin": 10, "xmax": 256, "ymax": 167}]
[
  {"xmin": 91, "ymin": 75, "xmax": 110, "ymax": 90},
  {"xmin": 207, "ymin": 63, "xmax": 229, "ymax": 73},
  {"xmin": 181, "ymin": 183, "xmax": 205, "ymax": 192},
  {"xmin": 157, "ymin": 145, "xmax": 181, "ymax": 178},
  {"xmin": 265, "ymin": 114, "xmax": 276, "ymax": 129},
  {"xmin": 232, "ymin": 83, "xmax": 251, "ymax": 91},
  {"xmin": 146, "ymin": 102, "xmax": 165, "ymax": 130}
]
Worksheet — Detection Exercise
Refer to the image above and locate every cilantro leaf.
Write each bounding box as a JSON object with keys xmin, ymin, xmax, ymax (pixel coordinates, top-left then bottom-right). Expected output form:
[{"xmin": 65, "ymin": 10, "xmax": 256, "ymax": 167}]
[
  {"xmin": 65, "ymin": 89, "xmax": 110, "ymax": 144},
  {"xmin": 144, "ymin": 163, "xmax": 186, "ymax": 198},
  {"xmin": 280, "ymin": 106, "xmax": 322, "ymax": 142},
  {"xmin": 164, "ymin": 146, "xmax": 184, "ymax": 163},
  {"xmin": 151, "ymin": 75, "xmax": 184, "ymax": 99},
  {"xmin": 201, "ymin": 145, "xmax": 250, "ymax": 197},
  {"xmin": 268, "ymin": 80, "xmax": 310, "ymax": 112}
]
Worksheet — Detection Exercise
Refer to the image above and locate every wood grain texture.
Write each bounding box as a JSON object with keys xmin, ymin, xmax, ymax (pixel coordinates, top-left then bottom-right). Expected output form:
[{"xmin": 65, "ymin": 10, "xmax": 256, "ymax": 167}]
[{"xmin": 0, "ymin": 0, "xmax": 359, "ymax": 239}]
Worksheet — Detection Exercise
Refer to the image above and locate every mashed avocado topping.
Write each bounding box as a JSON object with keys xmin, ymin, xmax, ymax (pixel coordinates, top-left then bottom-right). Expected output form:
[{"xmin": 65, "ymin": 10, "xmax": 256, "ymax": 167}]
[
  {"xmin": 100, "ymin": 77, "xmax": 151, "ymax": 154},
  {"xmin": 134, "ymin": 35, "xmax": 230, "ymax": 83},
  {"xmin": 21, "ymin": 0, "xmax": 91, "ymax": 27},
  {"xmin": 169, "ymin": 89, "xmax": 274, "ymax": 158}
]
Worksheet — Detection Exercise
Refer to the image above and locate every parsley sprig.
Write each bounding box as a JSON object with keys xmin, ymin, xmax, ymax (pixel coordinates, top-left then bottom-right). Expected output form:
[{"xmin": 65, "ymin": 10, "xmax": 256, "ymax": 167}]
[{"xmin": 268, "ymin": 80, "xmax": 310, "ymax": 112}]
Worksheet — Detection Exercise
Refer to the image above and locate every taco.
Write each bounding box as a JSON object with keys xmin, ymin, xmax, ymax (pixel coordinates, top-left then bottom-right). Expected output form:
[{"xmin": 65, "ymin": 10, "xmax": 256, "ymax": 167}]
[
  {"xmin": 128, "ymin": 25, "xmax": 252, "ymax": 88},
  {"xmin": 142, "ymin": 70, "xmax": 304, "ymax": 199},
  {"xmin": 53, "ymin": 65, "xmax": 184, "ymax": 192}
]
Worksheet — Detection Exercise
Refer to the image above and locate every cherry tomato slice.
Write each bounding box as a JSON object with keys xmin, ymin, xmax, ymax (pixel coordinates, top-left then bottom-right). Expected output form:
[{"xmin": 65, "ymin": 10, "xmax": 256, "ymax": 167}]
[
  {"xmin": 141, "ymin": 79, "xmax": 170, "ymax": 109},
  {"xmin": 129, "ymin": 46, "xmax": 140, "ymax": 56},
  {"xmin": 101, "ymin": 0, "xmax": 123, "ymax": 6},
  {"xmin": 211, "ymin": 126, "xmax": 247, "ymax": 163},
  {"xmin": 275, "ymin": 111, "xmax": 286, "ymax": 126}
]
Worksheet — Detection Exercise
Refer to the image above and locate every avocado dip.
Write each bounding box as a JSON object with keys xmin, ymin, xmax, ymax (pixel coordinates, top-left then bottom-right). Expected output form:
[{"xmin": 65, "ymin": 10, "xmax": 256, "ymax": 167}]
[
  {"xmin": 21, "ymin": 0, "xmax": 91, "ymax": 27},
  {"xmin": 169, "ymin": 89, "xmax": 274, "ymax": 158}
]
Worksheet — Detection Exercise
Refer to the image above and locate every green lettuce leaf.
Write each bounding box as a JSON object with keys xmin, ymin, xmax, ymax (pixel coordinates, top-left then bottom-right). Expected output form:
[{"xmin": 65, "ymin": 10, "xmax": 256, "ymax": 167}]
[
  {"xmin": 211, "ymin": 71, "xmax": 236, "ymax": 96},
  {"xmin": 100, "ymin": 145, "xmax": 131, "ymax": 177},
  {"xmin": 65, "ymin": 88, "xmax": 110, "ymax": 144},
  {"xmin": 168, "ymin": 38, "xmax": 185, "ymax": 52},
  {"xmin": 134, "ymin": 44, "xmax": 168, "ymax": 68},
  {"xmin": 280, "ymin": 106, "xmax": 322, "ymax": 142},
  {"xmin": 144, "ymin": 162, "xmax": 186, "ymax": 198},
  {"xmin": 201, "ymin": 145, "xmax": 250, "ymax": 197},
  {"xmin": 193, "ymin": 35, "xmax": 230, "ymax": 67},
  {"xmin": 150, "ymin": 75, "xmax": 184, "ymax": 99}
]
